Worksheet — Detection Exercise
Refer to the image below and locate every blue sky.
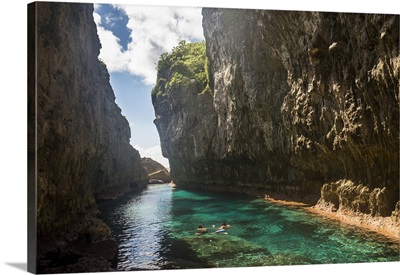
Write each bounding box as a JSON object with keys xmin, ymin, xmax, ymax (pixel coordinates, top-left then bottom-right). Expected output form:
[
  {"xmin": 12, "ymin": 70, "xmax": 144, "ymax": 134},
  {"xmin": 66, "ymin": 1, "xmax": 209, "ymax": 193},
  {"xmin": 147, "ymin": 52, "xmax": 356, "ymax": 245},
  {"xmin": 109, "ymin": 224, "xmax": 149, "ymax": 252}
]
[
  {"xmin": 93, "ymin": 3, "xmax": 204, "ymax": 168},
  {"xmin": 95, "ymin": 4, "xmax": 132, "ymax": 51}
]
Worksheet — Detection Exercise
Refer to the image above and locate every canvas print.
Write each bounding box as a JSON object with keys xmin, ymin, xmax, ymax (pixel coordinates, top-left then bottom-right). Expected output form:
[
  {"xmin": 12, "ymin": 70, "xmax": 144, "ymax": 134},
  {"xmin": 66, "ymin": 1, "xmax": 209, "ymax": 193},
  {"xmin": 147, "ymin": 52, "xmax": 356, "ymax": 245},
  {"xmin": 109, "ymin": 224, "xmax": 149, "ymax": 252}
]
[{"xmin": 28, "ymin": 1, "xmax": 400, "ymax": 274}]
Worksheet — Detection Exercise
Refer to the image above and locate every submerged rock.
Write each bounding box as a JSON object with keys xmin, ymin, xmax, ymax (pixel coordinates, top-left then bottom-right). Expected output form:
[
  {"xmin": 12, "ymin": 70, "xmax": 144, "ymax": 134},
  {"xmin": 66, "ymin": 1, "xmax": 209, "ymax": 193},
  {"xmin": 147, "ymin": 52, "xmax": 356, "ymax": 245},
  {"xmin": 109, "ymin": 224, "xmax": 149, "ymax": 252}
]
[
  {"xmin": 180, "ymin": 235, "xmax": 271, "ymax": 267},
  {"xmin": 260, "ymin": 253, "xmax": 321, "ymax": 266},
  {"xmin": 174, "ymin": 234, "xmax": 318, "ymax": 268}
]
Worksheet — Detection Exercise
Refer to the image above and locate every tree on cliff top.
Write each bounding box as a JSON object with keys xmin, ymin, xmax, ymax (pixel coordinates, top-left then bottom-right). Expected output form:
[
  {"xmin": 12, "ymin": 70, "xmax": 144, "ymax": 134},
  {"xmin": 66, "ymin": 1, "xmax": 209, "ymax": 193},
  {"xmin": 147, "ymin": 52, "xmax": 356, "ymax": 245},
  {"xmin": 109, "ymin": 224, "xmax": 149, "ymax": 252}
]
[{"xmin": 152, "ymin": 40, "xmax": 210, "ymax": 99}]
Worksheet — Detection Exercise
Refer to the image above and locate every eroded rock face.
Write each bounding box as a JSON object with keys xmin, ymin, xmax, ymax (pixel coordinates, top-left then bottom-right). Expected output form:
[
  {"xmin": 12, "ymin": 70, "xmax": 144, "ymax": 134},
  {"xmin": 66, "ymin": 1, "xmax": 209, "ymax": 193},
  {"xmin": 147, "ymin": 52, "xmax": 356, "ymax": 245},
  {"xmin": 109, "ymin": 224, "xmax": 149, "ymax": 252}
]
[
  {"xmin": 317, "ymin": 180, "xmax": 394, "ymax": 216},
  {"xmin": 28, "ymin": 2, "xmax": 148, "ymax": 271},
  {"xmin": 152, "ymin": 9, "xmax": 399, "ymax": 211},
  {"xmin": 393, "ymin": 202, "xmax": 400, "ymax": 222},
  {"xmin": 142, "ymin": 157, "xmax": 171, "ymax": 183}
]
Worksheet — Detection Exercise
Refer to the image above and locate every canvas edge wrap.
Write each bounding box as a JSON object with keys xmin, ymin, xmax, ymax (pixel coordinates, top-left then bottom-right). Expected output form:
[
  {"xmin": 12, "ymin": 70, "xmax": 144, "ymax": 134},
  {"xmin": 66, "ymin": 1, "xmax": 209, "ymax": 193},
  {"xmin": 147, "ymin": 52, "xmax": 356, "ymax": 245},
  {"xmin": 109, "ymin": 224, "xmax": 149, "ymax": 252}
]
[{"xmin": 28, "ymin": 2, "xmax": 37, "ymax": 273}]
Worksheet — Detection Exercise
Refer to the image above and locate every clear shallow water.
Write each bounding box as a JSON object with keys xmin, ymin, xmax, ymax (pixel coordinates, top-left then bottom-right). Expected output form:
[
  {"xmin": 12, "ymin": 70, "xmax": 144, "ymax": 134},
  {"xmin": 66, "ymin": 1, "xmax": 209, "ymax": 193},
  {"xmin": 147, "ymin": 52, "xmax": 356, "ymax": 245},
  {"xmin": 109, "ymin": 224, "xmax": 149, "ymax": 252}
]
[{"xmin": 98, "ymin": 184, "xmax": 399, "ymax": 270}]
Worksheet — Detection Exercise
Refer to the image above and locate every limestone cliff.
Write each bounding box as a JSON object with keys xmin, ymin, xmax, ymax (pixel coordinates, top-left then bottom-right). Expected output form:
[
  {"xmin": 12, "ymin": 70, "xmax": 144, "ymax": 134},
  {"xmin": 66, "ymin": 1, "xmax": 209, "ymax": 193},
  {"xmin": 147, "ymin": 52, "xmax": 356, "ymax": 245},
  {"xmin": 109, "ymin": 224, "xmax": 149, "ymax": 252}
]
[
  {"xmin": 142, "ymin": 157, "xmax": 171, "ymax": 183},
  {"xmin": 28, "ymin": 2, "xmax": 147, "ymax": 272},
  {"xmin": 152, "ymin": 9, "xmax": 399, "ymax": 218}
]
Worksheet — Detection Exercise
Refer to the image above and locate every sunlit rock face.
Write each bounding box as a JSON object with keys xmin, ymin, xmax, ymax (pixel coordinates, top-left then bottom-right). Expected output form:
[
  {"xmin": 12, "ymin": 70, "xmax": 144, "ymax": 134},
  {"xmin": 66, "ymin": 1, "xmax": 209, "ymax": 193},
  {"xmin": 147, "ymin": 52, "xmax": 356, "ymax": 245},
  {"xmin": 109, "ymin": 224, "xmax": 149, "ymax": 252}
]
[
  {"xmin": 142, "ymin": 157, "xmax": 171, "ymax": 183},
  {"xmin": 317, "ymin": 180, "xmax": 395, "ymax": 216},
  {"xmin": 152, "ymin": 8, "xmax": 399, "ymax": 212},
  {"xmin": 29, "ymin": 2, "xmax": 148, "ymax": 240}
]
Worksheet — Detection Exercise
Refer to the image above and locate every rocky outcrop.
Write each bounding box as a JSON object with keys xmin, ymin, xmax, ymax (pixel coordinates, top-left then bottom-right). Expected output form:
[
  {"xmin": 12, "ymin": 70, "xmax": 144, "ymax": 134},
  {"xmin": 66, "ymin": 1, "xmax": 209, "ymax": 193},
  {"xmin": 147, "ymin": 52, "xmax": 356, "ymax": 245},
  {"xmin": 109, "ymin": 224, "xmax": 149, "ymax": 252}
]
[
  {"xmin": 36, "ymin": 207, "xmax": 118, "ymax": 273},
  {"xmin": 142, "ymin": 157, "xmax": 171, "ymax": 183},
  {"xmin": 28, "ymin": 2, "xmax": 148, "ymax": 272},
  {"xmin": 313, "ymin": 180, "xmax": 400, "ymax": 239},
  {"xmin": 152, "ymin": 9, "xmax": 399, "ymax": 217},
  {"xmin": 317, "ymin": 180, "xmax": 395, "ymax": 216}
]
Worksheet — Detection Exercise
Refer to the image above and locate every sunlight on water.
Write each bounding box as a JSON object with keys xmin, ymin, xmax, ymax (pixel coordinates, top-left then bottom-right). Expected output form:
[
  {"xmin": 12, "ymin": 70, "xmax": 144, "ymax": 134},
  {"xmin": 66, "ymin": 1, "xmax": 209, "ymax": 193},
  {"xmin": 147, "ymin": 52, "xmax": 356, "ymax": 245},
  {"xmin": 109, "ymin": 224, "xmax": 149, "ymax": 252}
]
[{"xmin": 99, "ymin": 184, "xmax": 399, "ymax": 270}]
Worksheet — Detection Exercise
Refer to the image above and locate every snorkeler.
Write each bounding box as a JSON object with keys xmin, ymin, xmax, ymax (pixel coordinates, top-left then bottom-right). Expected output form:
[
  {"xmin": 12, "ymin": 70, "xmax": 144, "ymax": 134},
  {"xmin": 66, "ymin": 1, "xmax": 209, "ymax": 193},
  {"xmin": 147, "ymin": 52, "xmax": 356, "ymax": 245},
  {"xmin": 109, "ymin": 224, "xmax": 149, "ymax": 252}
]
[
  {"xmin": 195, "ymin": 225, "xmax": 208, "ymax": 235},
  {"xmin": 214, "ymin": 222, "xmax": 230, "ymax": 234}
]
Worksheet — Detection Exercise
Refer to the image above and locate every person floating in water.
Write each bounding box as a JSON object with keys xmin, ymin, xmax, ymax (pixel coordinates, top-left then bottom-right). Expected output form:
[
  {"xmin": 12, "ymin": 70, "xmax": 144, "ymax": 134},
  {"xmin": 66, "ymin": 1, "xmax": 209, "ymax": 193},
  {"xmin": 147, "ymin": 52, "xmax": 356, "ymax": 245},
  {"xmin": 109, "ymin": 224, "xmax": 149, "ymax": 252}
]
[
  {"xmin": 214, "ymin": 222, "xmax": 230, "ymax": 234},
  {"xmin": 195, "ymin": 225, "xmax": 208, "ymax": 236}
]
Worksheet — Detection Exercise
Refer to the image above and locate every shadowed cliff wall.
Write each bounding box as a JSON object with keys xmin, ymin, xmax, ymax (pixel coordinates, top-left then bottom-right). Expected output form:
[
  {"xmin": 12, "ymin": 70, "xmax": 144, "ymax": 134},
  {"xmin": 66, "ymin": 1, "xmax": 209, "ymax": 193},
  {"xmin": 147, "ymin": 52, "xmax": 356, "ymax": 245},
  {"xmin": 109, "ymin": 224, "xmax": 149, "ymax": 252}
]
[{"xmin": 28, "ymin": 2, "xmax": 147, "ymax": 242}]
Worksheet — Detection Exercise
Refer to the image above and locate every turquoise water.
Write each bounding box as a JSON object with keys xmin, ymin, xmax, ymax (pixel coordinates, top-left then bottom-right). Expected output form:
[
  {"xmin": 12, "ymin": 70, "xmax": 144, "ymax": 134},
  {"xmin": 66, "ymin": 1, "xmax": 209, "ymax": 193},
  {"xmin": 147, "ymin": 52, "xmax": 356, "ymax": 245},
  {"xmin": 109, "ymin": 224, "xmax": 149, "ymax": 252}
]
[{"xmin": 98, "ymin": 184, "xmax": 399, "ymax": 270}]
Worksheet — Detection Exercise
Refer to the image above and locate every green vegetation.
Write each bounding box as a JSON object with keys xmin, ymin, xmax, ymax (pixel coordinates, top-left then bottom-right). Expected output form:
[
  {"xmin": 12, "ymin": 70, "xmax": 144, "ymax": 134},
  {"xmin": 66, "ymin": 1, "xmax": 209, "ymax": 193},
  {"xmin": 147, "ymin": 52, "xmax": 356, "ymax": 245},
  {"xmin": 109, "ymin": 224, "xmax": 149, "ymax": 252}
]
[{"xmin": 152, "ymin": 40, "xmax": 210, "ymax": 98}]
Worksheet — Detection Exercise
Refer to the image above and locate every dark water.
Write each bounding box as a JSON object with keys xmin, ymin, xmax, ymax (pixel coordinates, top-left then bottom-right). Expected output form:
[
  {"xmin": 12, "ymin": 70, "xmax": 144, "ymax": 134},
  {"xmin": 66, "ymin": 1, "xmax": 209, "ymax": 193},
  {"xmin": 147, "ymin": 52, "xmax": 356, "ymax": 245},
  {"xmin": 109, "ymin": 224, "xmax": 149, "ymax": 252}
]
[{"xmin": 98, "ymin": 184, "xmax": 399, "ymax": 270}]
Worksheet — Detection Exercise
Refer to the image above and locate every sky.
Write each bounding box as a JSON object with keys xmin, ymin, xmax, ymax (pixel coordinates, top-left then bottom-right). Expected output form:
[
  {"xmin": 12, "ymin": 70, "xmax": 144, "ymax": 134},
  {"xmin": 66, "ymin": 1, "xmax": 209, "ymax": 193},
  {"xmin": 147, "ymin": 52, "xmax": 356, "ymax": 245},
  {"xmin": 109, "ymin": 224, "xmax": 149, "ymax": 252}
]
[{"xmin": 93, "ymin": 3, "xmax": 204, "ymax": 169}]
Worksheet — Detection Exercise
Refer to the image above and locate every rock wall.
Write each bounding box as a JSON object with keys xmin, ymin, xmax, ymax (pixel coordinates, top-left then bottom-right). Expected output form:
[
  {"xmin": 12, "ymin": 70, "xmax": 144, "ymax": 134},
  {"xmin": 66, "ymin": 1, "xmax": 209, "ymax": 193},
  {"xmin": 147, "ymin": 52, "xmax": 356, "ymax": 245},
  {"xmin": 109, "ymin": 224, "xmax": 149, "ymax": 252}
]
[
  {"xmin": 28, "ymin": 2, "xmax": 148, "ymax": 271},
  {"xmin": 152, "ymin": 8, "xmax": 399, "ymax": 213},
  {"xmin": 142, "ymin": 157, "xmax": 171, "ymax": 183},
  {"xmin": 318, "ymin": 180, "xmax": 395, "ymax": 216}
]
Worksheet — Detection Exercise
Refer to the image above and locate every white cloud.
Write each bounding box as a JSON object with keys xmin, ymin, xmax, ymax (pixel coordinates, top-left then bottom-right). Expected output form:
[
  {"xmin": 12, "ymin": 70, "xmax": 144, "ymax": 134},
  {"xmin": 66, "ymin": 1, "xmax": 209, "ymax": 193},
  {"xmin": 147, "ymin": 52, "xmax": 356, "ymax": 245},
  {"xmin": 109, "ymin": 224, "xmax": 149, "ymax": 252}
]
[
  {"xmin": 93, "ymin": 14, "xmax": 130, "ymax": 72},
  {"xmin": 93, "ymin": 5, "xmax": 204, "ymax": 85},
  {"xmin": 134, "ymin": 144, "xmax": 170, "ymax": 170},
  {"xmin": 93, "ymin": 11, "xmax": 101, "ymax": 25}
]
